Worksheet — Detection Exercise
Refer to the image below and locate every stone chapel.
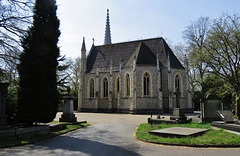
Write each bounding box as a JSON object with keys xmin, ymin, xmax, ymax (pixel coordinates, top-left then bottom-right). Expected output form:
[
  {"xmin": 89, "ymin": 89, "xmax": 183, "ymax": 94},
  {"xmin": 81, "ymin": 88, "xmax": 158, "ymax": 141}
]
[{"xmin": 78, "ymin": 9, "xmax": 192, "ymax": 113}]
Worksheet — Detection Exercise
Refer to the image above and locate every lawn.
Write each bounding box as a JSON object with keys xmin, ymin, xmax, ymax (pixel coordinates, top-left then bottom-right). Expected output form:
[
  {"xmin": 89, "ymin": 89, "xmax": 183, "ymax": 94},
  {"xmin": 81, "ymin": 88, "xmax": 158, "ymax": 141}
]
[
  {"xmin": 136, "ymin": 122, "xmax": 240, "ymax": 146},
  {"xmin": 0, "ymin": 122, "xmax": 90, "ymax": 148}
]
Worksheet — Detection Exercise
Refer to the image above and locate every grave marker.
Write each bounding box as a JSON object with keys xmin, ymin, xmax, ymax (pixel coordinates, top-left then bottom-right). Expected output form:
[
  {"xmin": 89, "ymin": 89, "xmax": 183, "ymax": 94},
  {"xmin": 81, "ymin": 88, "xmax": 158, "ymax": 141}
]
[
  {"xmin": 149, "ymin": 127, "xmax": 209, "ymax": 138},
  {"xmin": 216, "ymin": 110, "xmax": 235, "ymax": 123}
]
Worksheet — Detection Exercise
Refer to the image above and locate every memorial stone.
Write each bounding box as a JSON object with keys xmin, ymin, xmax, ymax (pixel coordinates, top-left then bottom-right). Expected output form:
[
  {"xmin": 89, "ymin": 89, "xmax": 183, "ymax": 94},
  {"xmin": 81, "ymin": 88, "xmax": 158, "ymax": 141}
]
[
  {"xmin": 149, "ymin": 127, "xmax": 209, "ymax": 138},
  {"xmin": 59, "ymin": 87, "xmax": 77, "ymax": 122},
  {"xmin": 202, "ymin": 99, "xmax": 222, "ymax": 122},
  {"xmin": 171, "ymin": 88, "xmax": 186, "ymax": 120},
  {"xmin": 216, "ymin": 110, "xmax": 235, "ymax": 123}
]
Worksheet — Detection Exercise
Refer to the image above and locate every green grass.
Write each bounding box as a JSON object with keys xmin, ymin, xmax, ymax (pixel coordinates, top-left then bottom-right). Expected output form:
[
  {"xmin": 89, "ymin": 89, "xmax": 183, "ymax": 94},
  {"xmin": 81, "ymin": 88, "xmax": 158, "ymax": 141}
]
[
  {"xmin": 0, "ymin": 122, "xmax": 90, "ymax": 148},
  {"xmin": 136, "ymin": 122, "xmax": 240, "ymax": 146}
]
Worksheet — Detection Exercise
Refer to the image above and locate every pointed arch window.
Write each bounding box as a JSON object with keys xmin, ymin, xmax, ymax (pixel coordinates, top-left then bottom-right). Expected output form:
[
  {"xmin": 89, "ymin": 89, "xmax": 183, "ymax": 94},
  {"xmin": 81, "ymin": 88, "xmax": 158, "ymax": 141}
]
[
  {"xmin": 103, "ymin": 77, "xmax": 108, "ymax": 97},
  {"xmin": 125, "ymin": 73, "xmax": 130, "ymax": 96},
  {"xmin": 89, "ymin": 78, "xmax": 94, "ymax": 98},
  {"xmin": 175, "ymin": 74, "xmax": 181, "ymax": 91},
  {"xmin": 144, "ymin": 72, "xmax": 150, "ymax": 96},
  {"xmin": 116, "ymin": 76, "xmax": 120, "ymax": 95}
]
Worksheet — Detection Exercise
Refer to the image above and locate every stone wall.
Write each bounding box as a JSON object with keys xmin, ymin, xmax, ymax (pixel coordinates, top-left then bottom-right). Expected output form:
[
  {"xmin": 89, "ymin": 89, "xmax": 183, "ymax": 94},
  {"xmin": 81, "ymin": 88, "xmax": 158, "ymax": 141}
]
[
  {"xmin": 78, "ymin": 64, "xmax": 192, "ymax": 113},
  {"xmin": 166, "ymin": 68, "xmax": 192, "ymax": 112},
  {"xmin": 136, "ymin": 97, "xmax": 160, "ymax": 113}
]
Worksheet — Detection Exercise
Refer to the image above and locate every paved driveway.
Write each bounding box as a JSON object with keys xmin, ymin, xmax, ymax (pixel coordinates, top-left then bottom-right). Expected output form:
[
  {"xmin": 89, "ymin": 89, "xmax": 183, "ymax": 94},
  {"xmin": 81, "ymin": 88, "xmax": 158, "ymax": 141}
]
[{"xmin": 1, "ymin": 113, "xmax": 240, "ymax": 156}]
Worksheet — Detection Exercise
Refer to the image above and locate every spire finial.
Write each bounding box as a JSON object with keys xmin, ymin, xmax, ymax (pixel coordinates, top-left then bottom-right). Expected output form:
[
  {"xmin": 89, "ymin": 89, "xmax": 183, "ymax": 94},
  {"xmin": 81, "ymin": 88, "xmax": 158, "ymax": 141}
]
[
  {"xmin": 81, "ymin": 37, "xmax": 86, "ymax": 52},
  {"xmin": 81, "ymin": 37, "xmax": 86, "ymax": 59},
  {"xmin": 104, "ymin": 9, "xmax": 112, "ymax": 45}
]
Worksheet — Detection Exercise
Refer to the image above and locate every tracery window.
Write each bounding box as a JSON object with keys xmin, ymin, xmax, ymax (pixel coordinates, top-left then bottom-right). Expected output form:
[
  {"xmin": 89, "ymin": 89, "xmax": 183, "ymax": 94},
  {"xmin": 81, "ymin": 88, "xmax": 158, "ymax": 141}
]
[
  {"xmin": 116, "ymin": 76, "xmax": 120, "ymax": 95},
  {"xmin": 89, "ymin": 78, "xmax": 94, "ymax": 98},
  {"xmin": 143, "ymin": 72, "xmax": 150, "ymax": 96},
  {"xmin": 103, "ymin": 77, "xmax": 108, "ymax": 97},
  {"xmin": 175, "ymin": 74, "xmax": 181, "ymax": 91},
  {"xmin": 125, "ymin": 73, "xmax": 130, "ymax": 96}
]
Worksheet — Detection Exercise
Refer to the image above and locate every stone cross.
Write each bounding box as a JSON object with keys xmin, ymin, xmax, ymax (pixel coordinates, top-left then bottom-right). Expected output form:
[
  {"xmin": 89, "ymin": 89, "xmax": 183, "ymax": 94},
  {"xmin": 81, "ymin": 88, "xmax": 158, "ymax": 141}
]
[{"xmin": 174, "ymin": 88, "xmax": 181, "ymax": 108}]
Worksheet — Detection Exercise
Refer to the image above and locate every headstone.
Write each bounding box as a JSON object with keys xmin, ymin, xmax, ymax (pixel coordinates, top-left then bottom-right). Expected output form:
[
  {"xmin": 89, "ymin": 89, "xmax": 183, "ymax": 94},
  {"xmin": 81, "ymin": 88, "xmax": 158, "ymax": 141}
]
[
  {"xmin": 59, "ymin": 88, "xmax": 77, "ymax": 122},
  {"xmin": 216, "ymin": 110, "xmax": 235, "ymax": 123},
  {"xmin": 0, "ymin": 83, "xmax": 10, "ymax": 129},
  {"xmin": 202, "ymin": 99, "xmax": 222, "ymax": 122}
]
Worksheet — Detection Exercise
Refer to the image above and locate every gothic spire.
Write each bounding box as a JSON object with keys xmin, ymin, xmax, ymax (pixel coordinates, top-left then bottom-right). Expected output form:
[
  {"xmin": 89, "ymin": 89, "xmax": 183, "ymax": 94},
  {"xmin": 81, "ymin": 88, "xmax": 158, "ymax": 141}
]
[
  {"xmin": 81, "ymin": 37, "xmax": 86, "ymax": 58},
  {"xmin": 104, "ymin": 9, "xmax": 112, "ymax": 45}
]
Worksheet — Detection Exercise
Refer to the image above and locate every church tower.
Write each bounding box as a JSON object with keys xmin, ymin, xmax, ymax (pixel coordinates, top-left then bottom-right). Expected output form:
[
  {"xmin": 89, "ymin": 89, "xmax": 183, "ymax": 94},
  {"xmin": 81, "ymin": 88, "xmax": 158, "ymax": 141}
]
[{"xmin": 104, "ymin": 9, "xmax": 112, "ymax": 45}]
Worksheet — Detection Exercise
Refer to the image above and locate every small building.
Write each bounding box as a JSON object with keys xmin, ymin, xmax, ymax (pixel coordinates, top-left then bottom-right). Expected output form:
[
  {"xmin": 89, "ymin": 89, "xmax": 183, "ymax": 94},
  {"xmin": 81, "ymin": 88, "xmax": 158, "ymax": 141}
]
[{"xmin": 78, "ymin": 10, "xmax": 192, "ymax": 113}]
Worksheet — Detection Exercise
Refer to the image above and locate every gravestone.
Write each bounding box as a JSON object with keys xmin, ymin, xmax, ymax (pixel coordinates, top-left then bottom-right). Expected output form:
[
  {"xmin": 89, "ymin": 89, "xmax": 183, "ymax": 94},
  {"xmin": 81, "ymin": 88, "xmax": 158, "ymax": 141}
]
[
  {"xmin": 0, "ymin": 83, "xmax": 10, "ymax": 129},
  {"xmin": 59, "ymin": 87, "xmax": 77, "ymax": 122},
  {"xmin": 216, "ymin": 110, "xmax": 235, "ymax": 123},
  {"xmin": 202, "ymin": 99, "xmax": 222, "ymax": 122}
]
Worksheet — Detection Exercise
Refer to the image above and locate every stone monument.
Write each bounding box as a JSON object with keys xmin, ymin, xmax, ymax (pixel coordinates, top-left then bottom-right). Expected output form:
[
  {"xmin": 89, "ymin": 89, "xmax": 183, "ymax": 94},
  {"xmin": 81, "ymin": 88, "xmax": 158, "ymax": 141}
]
[
  {"xmin": 148, "ymin": 89, "xmax": 191, "ymax": 124},
  {"xmin": 0, "ymin": 83, "xmax": 10, "ymax": 129},
  {"xmin": 212, "ymin": 110, "xmax": 240, "ymax": 133},
  {"xmin": 201, "ymin": 99, "xmax": 222, "ymax": 122},
  {"xmin": 59, "ymin": 87, "xmax": 77, "ymax": 122},
  {"xmin": 216, "ymin": 110, "xmax": 235, "ymax": 123},
  {"xmin": 170, "ymin": 88, "xmax": 187, "ymax": 120}
]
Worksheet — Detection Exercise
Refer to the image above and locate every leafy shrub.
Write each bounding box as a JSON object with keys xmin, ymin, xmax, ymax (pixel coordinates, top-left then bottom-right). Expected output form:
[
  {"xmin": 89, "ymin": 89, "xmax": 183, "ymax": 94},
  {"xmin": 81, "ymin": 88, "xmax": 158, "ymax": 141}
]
[{"xmin": 6, "ymin": 83, "xmax": 19, "ymax": 125}]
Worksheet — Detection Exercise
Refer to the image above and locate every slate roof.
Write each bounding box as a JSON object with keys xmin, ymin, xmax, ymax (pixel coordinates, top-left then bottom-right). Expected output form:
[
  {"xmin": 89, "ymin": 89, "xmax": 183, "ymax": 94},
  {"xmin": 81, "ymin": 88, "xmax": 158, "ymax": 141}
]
[{"xmin": 85, "ymin": 37, "xmax": 184, "ymax": 73}]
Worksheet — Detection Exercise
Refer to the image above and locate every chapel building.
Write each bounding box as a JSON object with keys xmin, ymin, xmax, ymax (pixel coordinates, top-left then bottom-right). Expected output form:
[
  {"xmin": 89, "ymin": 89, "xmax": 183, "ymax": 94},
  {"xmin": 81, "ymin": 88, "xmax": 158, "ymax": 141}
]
[{"xmin": 78, "ymin": 10, "xmax": 192, "ymax": 113}]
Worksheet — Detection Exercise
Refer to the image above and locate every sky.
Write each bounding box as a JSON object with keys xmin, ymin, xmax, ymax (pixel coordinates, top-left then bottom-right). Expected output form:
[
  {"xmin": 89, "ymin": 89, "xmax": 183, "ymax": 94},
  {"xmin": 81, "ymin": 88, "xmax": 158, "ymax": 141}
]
[{"xmin": 56, "ymin": 0, "xmax": 240, "ymax": 58}]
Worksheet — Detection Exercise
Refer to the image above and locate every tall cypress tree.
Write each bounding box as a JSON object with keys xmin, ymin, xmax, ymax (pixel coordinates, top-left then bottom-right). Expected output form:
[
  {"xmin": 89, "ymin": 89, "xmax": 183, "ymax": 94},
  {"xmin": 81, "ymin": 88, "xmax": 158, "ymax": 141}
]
[{"xmin": 18, "ymin": 0, "xmax": 60, "ymax": 124}]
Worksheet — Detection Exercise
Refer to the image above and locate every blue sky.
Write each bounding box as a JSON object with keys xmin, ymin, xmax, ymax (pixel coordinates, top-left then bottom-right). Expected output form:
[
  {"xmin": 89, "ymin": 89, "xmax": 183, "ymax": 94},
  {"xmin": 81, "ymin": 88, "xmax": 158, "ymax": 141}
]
[{"xmin": 56, "ymin": 0, "xmax": 240, "ymax": 58}]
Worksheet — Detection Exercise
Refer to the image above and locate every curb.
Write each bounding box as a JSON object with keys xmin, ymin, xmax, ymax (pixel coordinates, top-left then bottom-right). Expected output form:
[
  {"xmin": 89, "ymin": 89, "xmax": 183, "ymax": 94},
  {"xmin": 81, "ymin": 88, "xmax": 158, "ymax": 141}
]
[
  {"xmin": 0, "ymin": 124, "xmax": 90, "ymax": 149},
  {"xmin": 136, "ymin": 138, "xmax": 240, "ymax": 148}
]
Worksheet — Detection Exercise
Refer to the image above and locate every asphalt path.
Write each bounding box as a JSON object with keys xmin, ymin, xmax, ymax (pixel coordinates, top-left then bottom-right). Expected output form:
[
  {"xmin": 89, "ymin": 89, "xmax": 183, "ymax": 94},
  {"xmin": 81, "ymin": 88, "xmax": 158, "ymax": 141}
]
[{"xmin": 1, "ymin": 113, "xmax": 240, "ymax": 156}]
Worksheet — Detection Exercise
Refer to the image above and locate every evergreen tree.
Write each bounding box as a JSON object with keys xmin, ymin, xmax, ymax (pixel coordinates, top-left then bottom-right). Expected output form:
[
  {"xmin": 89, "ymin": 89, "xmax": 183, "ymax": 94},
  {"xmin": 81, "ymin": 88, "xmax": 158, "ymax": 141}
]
[{"xmin": 18, "ymin": 0, "xmax": 60, "ymax": 124}]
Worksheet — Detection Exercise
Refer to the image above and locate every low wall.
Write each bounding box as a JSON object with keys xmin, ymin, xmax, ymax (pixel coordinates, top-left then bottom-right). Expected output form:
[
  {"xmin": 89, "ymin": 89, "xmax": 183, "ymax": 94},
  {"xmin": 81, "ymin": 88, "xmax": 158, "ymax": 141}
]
[{"xmin": 0, "ymin": 125, "xmax": 50, "ymax": 138}]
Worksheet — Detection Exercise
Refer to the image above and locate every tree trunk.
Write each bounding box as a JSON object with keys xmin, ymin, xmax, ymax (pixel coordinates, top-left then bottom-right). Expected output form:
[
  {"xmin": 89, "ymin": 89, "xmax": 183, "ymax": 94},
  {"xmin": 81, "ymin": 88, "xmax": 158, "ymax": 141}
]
[{"xmin": 236, "ymin": 92, "xmax": 240, "ymax": 117}]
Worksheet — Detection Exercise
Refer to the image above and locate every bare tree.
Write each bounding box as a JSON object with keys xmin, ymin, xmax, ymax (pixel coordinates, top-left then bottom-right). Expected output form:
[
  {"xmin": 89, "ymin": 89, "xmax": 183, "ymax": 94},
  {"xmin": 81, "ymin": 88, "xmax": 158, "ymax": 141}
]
[
  {"xmin": 56, "ymin": 57, "xmax": 81, "ymax": 98},
  {"xmin": 0, "ymin": 0, "xmax": 33, "ymax": 81},
  {"xmin": 67, "ymin": 57, "xmax": 81, "ymax": 98},
  {"xmin": 57, "ymin": 55, "xmax": 70, "ymax": 93},
  {"xmin": 183, "ymin": 16, "xmax": 211, "ymax": 104},
  {"xmin": 173, "ymin": 43, "xmax": 187, "ymax": 64}
]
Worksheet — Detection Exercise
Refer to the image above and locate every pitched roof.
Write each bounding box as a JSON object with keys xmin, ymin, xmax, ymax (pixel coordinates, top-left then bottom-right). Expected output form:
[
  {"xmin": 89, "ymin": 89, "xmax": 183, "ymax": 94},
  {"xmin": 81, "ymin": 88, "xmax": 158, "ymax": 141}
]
[
  {"xmin": 85, "ymin": 37, "xmax": 184, "ymax": 73},
  {"xmin": 136, "ymin": 42, "xmax": 157, "ymax": 65}
]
